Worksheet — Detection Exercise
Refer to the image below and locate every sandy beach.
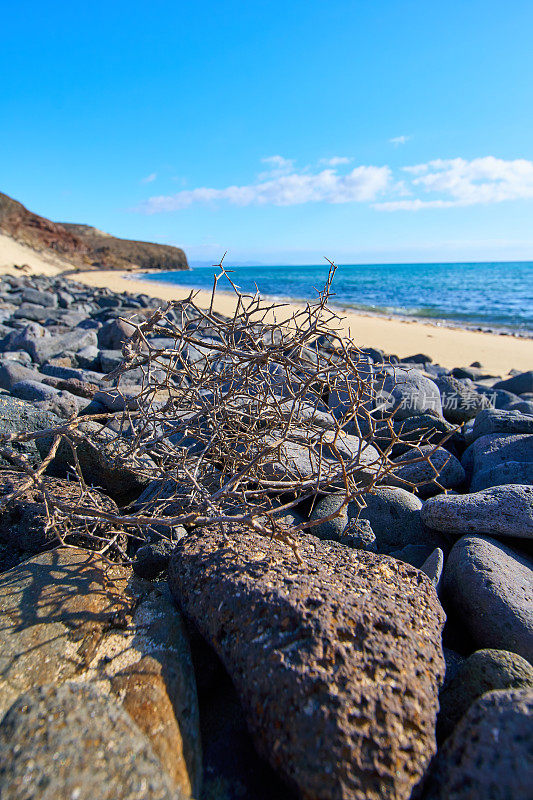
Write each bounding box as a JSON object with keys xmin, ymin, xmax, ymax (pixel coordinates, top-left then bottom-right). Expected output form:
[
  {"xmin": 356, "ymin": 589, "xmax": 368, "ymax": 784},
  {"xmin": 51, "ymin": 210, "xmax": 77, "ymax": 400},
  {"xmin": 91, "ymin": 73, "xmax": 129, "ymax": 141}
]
[
  {"xmin": 75, "ymin": 269, "xmax": 533, "ymax": 376},
  {"xmin": 1, "ymin": 234, "xmax": 531, "ymax": 375}
]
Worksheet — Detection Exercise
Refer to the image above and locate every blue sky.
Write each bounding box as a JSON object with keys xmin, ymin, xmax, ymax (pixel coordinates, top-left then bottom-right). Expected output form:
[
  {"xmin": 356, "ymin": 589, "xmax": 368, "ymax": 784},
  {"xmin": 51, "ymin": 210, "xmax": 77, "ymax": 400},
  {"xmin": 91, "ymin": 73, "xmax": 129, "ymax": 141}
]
[{"xmin": 2, "ymin": 0, "xmax": 533, "ymax": 264}]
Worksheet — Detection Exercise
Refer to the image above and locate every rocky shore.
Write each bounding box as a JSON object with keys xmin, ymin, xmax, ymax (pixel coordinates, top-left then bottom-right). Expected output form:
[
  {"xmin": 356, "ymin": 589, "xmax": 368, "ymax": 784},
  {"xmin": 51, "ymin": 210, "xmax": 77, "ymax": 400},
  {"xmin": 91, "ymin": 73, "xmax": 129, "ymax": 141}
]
[{"xmin": 0, "ymin": 271, "xmax": 531, "ymax": 800}]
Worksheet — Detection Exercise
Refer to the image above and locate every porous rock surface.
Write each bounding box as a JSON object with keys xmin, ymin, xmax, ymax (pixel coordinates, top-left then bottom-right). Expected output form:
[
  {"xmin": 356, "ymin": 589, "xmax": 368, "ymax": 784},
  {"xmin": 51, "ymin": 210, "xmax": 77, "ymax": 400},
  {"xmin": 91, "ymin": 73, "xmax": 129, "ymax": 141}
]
[
  {"xmin": 0, "ymin": 547, "xmax": 201, "ymax": 798},
  {"xmin": 465, "ymin": 433, "xmax": 533, "ymax": 478},
  {"xmin": 169, "ymin": 526, "xmax": 446, "ymax": 800},
  {"xmin": 0, "ymin": 395, "xmax": 60, "ymax": 468}
]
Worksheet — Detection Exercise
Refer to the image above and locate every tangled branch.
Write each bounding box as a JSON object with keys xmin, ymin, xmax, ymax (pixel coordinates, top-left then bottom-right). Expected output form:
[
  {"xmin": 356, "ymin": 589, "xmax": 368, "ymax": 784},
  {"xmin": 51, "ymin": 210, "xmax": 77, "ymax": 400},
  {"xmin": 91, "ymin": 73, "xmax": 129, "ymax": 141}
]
[{"xmin": 0, "ymin": 261, "xmax": 455, "ymax": 561}]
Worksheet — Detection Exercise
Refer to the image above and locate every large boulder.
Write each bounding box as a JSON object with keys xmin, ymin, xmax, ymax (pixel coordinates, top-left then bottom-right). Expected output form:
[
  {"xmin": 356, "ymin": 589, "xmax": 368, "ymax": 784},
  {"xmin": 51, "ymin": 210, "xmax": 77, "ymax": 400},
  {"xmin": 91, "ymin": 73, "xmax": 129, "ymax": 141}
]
[
  {"xmin": 307, "ymin": 493, "xmax": 377, "ymax": 550},
  {"xmin": 98, "ymin": 317, "xmax": 137, "ymax": 350},
  {"xmin": 442, "ymin": 535, "xmax": 533, "ymax": 662},
  {"xmin": 169, "ymin": 526, "xmax": 446, "ymax": 800},
  {"xmin": 421, "ymin": 484, "xmax": 533, "ymax": 539},
  {"xmin": 373, "ymin": 413, "xmax": 456, "ymax": 459},
  {"xmin": 423, "ymin": 689, "xmax": 533, "ymax": 799},
  {"xmin": 0, "ymin": 682, "xmax": 179, "ymax": 800},
  {"xmin": 41, "ymin": 420, "xmax": 153, "ymax": 500},
  {"xmin": 349, "ymin": 486, "xmax": 443, "ymax": 554},
  {"xmin": 437, "ymin": 648, "xmax": 533, "ymax": 741},
  {"xmin": 0, "ymin": 323, "xmax": 98, "ymax": 364},
  {"xmin": 316, "ymin": 486, "xmax": 442, "ymax": 566},
  {"xmin": 0, "ymin": 361, "xmax": 43, "ymax": 391},
  {"xmin": 21, "ymin": 286, "xmax": 58, "ymax": 307},
  {"xmin": 11, "ymin": 378, "xmax": 61, "ymax": 402},
  {"xmin": 0, "ymin": 548, "xmax": 201, "ymax": 797}
]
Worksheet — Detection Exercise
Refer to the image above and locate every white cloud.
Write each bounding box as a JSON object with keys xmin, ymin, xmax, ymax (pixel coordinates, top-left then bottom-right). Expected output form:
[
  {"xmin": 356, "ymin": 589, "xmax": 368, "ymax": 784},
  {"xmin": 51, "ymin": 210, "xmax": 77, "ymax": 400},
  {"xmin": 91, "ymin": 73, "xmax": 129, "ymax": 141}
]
[
  {"xmin": 257, "ymin": 155, "xmax": 295, "ymax": 180},
  {"xmin": 136, "ymin": 155, "xmax": 533, "ymax": 214},
  {"xmin": 141, "ymin": 173, "xmax": 157, "ymax": 184},
  {"xmin": 261, "ymin": 155, "xmax": 294, "ymax": 170},
  {"xmin": 375, "ymin": 157, "xmax": 533, "ymax": 210},
  {"xmin": 139, "ymin": 164, "xmax": 391, "ymax": 213},
  {"xmin": 319, "ymin": 156, "xmax": 352, "ymax": 166},
  {"xmin": 390, "ymin": 135, "xmax": 410, "ymax": 146}
]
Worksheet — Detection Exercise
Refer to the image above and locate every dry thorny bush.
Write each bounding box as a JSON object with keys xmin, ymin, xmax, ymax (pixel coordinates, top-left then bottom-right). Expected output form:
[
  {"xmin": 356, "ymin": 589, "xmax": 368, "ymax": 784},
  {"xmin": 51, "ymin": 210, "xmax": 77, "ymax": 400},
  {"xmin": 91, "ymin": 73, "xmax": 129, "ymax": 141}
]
[{"xmin": 0, "ymin": 262, "xmax": 454, "ymax": 563}]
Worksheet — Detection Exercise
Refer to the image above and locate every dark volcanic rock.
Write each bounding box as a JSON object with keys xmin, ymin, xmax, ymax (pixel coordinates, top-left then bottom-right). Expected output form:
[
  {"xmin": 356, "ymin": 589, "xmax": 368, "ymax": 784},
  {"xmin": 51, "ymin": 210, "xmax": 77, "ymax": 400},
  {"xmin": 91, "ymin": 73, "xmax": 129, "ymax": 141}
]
[
  {"xmin": 98, "ymin": 317, "xmax": 136, "ymax": 349},
  {"xmin": 0, "ymin": 682, "xmax": 179, "ymax": 800},
  {"xmin": 11, "ymin": 378, "xmax": 60, "ymax": 402},
  {"xmin": 437, "ymin": 648, "xmax": 533, "ymax": 741},
  {"xmin": 0, "ymin": 470, "xmax": 118, "ymax": 565},
  {"xmin": 0, "ymin": 361, "xmax": 42, "ymax": 390},
  {"xmin": 442, "ymin": 535, "xmax": 533, "ymax": 662},
  {"xmin": 421, "ymin": 484, "xmax": 533, "ymax": 539},
  {"xmin": 169, "ymin": 526, "xmax": 446, "ymax": 800},
  {"xmin": 0, "ymin": 395, "xmax": 60, "ymax": 469},
  {"xmin": 308, "ymin": 493, "xmax": 377, "ymax": 550},
  {"xmin": 375, "ymin": 413, "xmax": 455, "ymax": 458},
  {"xmin": 386, "ymin": 446, "xmax": 465, "ymax": 497},
  {"xmin": 42, "ymin": 420, "xmax": 153, "ymax": 500},
  {"xmin": 41, "ymin": 375, "xmax": 99, "ymax": 398},
  {"xmin": 493, "ymin": 369, "xmax": 533, "ymax": 395},
  {"xmin": 0, "ymin": 323, "xmax": 97, "ymax": 364},
  {"xmin": 389, "ymin": 543, "xmax": 440, "ymax": 570},
  {"xmin": 357, "ymin": 486, "xmax": 440, "ymax": 554},
  {"xmin": 423, "ymin": 689, "xmax": 533, "ymax": 800},
  {"xmin": 420, "ymin": 547, "xmax": 444, "ymax": 590},
  {"xmin": 133, "ymin": 535, "xmax": 185, "ymax": 580},
  {"xmin": 377, "ymin": 366, "xmax": 443, "ymax": 420},
  {"xmin": 21, "ymin": 286, "xmax": 57, "ymax": 306},
  {"xmin": 462, "ymin": 432, "xmax": 533, "ymax": 479},
  {"xmin": 472, "ymin": 407, "xmax": 533, "ymax": 439},
  {"xmin": 470, "ymin": 460, "xmax": 533, "ymax": 490},
  {"xmin": 435, "ymin": 375, "xmax": 491, "ymax": 424}
]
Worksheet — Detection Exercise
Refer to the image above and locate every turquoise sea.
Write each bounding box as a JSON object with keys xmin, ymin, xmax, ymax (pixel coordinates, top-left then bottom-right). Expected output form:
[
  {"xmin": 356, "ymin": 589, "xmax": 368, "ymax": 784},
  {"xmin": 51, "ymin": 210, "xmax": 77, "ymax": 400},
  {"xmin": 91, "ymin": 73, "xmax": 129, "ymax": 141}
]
[{"xmin": 141, "ymin": 261, "xmax": 533, "ymax": 336}]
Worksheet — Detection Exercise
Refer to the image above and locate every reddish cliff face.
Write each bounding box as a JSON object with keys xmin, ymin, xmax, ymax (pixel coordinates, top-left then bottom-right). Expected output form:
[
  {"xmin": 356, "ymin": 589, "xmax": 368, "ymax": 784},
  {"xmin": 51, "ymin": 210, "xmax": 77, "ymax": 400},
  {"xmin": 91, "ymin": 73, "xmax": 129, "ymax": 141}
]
[
  {"xmin": 0, "ymin": 193, "xmax": 89, "ymax": 260},
  {"xmin": 0, "ymin": 192, "xmax": 188, "ymax": 271}
]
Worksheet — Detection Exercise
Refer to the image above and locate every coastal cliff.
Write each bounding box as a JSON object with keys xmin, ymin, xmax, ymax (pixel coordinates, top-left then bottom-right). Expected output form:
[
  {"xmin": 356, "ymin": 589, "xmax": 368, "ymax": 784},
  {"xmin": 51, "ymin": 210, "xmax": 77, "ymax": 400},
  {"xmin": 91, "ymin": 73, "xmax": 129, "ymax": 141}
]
[{"xmin": 0, "ymin": 191, "xmax": 188, "ymax": 272}]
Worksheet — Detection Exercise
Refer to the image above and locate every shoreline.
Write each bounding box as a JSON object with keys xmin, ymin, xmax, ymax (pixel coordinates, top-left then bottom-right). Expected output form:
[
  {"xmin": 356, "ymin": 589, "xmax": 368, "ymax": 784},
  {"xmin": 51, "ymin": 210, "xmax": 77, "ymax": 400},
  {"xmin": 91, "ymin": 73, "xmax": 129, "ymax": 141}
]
[
  {"xmin": 134, "ymin": 270, "xmax": 533, "ymax": 341},
  {"xmin": 1, "ymin": 231, "xmax": 531, "ymax": 375},
  {"xmin": 74, "ymin": 269, "xmax": 533, "ymax": 375}
]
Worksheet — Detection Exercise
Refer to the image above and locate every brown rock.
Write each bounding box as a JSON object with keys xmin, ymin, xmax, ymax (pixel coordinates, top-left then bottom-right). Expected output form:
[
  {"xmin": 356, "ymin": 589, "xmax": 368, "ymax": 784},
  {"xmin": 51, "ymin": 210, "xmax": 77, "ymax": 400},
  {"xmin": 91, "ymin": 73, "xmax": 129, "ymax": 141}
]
[
  {"xmin": 0, "ymin": 547, "xmax": 201, "ymax": 798},
  {"xmin": 41, "ymin": 375, "xmax": 100, "ymax": 398},
  {"xmin": 169, "ymin": 527, "xmax": 446, "ymax": 800}
]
